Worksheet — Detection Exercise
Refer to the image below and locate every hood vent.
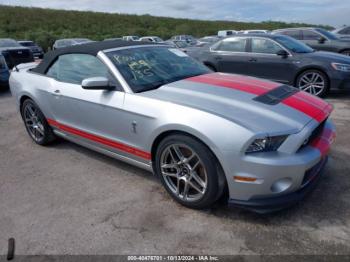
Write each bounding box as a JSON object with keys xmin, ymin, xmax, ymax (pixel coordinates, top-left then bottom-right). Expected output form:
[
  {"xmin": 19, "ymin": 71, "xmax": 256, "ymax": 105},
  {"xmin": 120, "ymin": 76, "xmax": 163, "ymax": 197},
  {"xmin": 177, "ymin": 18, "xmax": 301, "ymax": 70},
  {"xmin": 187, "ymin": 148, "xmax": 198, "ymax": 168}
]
[{"xmin": 253, "ymin": 85, "xmax": 299, "ymax": 105}]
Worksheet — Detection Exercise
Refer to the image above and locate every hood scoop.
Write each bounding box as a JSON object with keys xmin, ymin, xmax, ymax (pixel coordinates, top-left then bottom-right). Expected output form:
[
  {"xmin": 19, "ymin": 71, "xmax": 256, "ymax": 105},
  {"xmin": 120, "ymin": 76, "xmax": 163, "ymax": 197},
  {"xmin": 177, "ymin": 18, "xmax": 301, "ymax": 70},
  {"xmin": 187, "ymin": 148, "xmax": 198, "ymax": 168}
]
[{"xmin": 253, "ymin": 85, "xmax": 299, "ymax": 105}]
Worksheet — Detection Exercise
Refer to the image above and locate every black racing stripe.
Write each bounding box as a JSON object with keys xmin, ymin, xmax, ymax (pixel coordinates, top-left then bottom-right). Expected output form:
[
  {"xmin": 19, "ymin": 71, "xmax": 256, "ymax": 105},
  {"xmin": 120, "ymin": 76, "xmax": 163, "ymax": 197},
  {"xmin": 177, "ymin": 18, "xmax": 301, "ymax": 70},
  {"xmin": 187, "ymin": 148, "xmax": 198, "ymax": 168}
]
[{"xmin": 253, "ymin": 85, "xmax": 299, "ymax": 105}]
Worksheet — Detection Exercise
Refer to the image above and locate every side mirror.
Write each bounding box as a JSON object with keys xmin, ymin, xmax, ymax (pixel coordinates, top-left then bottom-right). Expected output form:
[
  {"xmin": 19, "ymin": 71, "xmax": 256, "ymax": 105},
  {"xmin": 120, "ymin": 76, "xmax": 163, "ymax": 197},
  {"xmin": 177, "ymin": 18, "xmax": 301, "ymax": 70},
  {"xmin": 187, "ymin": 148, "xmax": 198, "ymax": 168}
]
[
  {"xmin": 276, "ymin": 49, "xmax": 289, "ymax": 58},
  {"xmin": 81, "ymin": 77, "xmax": 114, "ymax": 90},
  {"xmin": 318, "ymin": 37, "xmax": 326, "ymax": 44}
]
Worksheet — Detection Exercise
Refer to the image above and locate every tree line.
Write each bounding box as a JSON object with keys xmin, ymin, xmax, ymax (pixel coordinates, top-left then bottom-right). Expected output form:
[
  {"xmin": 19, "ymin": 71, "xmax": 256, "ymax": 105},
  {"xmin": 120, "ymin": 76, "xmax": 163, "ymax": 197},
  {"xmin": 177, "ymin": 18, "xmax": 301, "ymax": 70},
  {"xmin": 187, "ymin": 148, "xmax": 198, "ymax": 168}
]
[{"xmin": 0, "ymin": 5, "xmax": 333, "ymax": 51}]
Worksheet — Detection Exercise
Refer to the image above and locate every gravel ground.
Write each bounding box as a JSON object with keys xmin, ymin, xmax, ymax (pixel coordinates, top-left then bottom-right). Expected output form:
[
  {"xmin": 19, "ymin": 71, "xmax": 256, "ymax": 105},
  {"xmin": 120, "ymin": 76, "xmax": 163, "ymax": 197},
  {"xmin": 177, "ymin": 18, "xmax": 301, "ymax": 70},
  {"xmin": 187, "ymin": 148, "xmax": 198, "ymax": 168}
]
[{"xmin": 0, "ymin": 89, "xmax": 350, "ymax": 256}]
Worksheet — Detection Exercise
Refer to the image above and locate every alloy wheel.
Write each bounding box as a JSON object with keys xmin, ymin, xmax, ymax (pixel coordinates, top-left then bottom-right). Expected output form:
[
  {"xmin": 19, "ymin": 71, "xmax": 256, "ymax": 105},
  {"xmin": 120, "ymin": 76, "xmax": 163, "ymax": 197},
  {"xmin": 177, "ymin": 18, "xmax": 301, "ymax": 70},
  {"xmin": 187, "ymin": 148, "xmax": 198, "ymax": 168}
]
[
  {"xmin": 160, "ymin": 144, "xmax": 208, "ymax": 202},
  {"xmin": 23, "ymin": 103, "xmax": 45, "ymax": 142},
  {"xmin": 297, "ymin": 72, "xmax": 325, "ymax": 96}
]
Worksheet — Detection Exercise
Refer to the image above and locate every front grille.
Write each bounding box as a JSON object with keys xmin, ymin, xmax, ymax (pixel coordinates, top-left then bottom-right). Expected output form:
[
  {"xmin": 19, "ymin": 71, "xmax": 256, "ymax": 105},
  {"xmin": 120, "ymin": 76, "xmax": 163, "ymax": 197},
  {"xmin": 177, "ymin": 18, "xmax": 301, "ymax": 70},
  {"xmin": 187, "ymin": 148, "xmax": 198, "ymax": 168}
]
[
  {"xmin": 3, "ymin": 49, "xmax": 34, "ymax": 68},
  {"xmin": 299, "ymin": 119, "xmax": 327, "ymax": 151},
  {"xmin": 9, "ymin": 49, "xmax": 31, "ymax": 58}
]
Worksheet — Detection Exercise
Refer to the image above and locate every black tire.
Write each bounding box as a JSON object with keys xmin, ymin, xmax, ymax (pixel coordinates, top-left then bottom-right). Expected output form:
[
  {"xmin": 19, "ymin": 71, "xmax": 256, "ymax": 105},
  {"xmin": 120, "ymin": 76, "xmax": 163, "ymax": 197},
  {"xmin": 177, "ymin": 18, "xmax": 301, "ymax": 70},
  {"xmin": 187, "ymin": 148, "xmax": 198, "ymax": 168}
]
[
  {"xmin": 21, "ymin": 99, "xmax": 56, "ymax": 145},
  {"xmin": 296, "ymin": 69, "xmax": 329, "ymax": 97},
  {"xmin": 205, "ymin": 64, "xmax": 217, "ymax": 72},
  {"xmin": 155, "ymin": 134, "xmax": 225, "ymax": 209}
]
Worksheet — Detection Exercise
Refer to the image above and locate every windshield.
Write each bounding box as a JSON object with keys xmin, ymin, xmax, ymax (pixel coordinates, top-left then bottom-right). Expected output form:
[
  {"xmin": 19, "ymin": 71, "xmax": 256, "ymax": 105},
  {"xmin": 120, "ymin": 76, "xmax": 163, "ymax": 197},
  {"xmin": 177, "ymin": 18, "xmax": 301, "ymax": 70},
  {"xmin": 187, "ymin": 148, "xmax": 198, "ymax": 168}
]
[
  {"xmin": 75, "ymin": 39, "xmax": 91, "ymax": 43},
  {"xmin": 315, "ymin": 28, "xmax": 338, "ymax": 40},
  {"xmin": 274, "ymin": 35, "xmax": 314, "ymax": 53},
  {"xmin": 19, "ymin": 41, "xmax": 35, "ymax": 47},
  {"xmin": 0, "ymin": 39, "xmax": 21, "ymax": 48},
  {"xmin": 106, "ymin": 46, "xmax": 210, "ymax": 92},
  {"xmin": 154, "ymin": 37, "xmax": 163, "ymax": 42}
]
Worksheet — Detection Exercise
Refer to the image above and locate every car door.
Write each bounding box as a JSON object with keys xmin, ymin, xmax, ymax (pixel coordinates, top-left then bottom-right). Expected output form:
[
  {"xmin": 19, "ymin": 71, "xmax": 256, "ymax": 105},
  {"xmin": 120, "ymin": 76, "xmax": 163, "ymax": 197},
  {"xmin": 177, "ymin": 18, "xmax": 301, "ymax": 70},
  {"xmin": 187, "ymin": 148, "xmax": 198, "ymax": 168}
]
[
  {"xmin": 301, "ymin": 29, "xmax": 333, "ymax": 51},
  {"xmin": 243, "ymin": 37, "xmax": 296, "ymax": 84},
  {"xmin": 209, "ymin": 37, "xmax": 252, "ymax": 75},
  {"xmin": 44, "ymin": 53, "xmax": 133, "ymax": 154}
]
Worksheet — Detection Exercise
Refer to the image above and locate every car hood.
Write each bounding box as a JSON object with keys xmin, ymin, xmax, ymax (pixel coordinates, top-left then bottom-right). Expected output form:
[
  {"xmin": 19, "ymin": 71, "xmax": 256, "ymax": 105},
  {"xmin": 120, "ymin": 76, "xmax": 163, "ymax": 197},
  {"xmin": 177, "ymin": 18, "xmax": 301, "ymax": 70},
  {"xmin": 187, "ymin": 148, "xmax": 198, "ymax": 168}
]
[
  {"xmin": 304, "ymin": 51, "xmax": 350, "ymax": 63},
  {"xmin": 142, "ymin": 73, "xmax": 332, "ymax": 134}
]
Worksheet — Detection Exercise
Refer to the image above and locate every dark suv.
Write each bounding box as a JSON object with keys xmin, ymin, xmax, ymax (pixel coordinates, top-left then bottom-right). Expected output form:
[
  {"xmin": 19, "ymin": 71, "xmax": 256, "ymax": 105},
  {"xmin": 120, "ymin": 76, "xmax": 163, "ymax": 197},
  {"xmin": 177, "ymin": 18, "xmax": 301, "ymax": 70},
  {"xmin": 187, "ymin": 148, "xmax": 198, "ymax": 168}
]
[
  {"xmin": 273, "ymin": 28, "xmax": 350, "ymax": 56},
  {"xmin": 195, "ymin": 34, "xmax": 350, "ymax": 97},
  {"xmin": 0, "ymin": 39, "xmax": 34, "ymax": 69},
  {"xmin": 18, "ymin": 40, "xmax": 44, "ymax": 59}
]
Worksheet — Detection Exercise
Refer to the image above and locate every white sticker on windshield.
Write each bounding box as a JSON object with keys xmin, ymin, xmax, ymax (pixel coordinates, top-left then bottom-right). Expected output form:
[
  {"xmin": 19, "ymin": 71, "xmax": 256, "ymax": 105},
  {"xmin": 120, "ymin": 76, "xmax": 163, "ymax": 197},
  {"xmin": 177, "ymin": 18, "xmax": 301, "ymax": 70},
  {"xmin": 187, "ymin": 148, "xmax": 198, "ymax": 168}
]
[{"xmin": 168, "ymin": 48, "xmax": 188, "ymax": 57}]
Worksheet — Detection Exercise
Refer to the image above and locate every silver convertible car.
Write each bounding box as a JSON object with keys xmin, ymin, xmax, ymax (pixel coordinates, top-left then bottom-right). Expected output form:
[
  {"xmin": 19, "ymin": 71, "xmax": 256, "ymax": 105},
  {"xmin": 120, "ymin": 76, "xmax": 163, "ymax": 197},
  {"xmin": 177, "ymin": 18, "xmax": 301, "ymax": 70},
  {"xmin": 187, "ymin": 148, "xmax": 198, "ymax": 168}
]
[{"xmin": 10, "ymin": 40, "xmax": 336, "ymax": 213}]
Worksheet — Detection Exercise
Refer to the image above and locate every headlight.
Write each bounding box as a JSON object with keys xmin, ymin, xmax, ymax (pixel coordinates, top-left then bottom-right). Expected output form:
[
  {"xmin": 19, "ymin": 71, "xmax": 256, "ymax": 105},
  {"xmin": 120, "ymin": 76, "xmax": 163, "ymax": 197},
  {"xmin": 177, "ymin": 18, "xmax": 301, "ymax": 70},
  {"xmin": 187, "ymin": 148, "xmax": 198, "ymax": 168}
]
[
  {"xmin": 331, "ymin": 63, "xmax": 350, "ymax": 72},
  {"xmin": 245, "ymin": 135, "xmax": 288, "ymax": 154}
]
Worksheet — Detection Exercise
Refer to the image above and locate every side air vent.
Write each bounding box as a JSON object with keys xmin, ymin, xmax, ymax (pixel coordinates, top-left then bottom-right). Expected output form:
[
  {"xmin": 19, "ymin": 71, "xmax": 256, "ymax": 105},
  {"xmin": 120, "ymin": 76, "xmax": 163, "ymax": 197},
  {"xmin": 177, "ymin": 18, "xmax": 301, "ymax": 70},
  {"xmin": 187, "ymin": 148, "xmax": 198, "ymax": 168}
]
[{"xmin": 253, "ymin": 85, "xmax": 299, "ymax": 105}]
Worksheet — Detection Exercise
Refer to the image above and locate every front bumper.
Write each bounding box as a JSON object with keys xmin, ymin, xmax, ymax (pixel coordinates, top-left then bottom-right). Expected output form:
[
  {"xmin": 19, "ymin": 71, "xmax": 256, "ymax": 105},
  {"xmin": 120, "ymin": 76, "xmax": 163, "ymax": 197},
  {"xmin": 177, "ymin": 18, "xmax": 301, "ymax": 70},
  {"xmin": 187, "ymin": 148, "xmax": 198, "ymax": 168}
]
[
  {"xmin": 223, "ymin": 119, "xmax": 335, "ymax": 213},
  {"xmin": 228, "ymin": 157, "xmax": 328, "ymax": 213}
]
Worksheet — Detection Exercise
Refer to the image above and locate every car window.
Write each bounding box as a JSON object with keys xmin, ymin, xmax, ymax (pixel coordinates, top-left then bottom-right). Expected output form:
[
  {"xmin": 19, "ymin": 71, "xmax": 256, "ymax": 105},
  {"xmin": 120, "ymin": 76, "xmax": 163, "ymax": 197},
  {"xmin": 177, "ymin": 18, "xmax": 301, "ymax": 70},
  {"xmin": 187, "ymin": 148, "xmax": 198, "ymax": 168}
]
[
  {"xmin": 302, "ymin": 30, "xmax": 321, "ymax": 40},
  {"xmin": 251, "ymin": 38, "xmax": 283, "ymax": 54},
  {"xmin": 56, "ymin": 41, "xmax": 64, "ymax": 47},
  {"xmin": 279, "ymin": 30, "xmax": 302, "ymax": 40},
  {"xmin": 215, "ymin": 38, "xmax": 247, "ymax": 52},
  {"xmin": 46, "ymin": 54, "xmax": 111, "ymax": 84}
]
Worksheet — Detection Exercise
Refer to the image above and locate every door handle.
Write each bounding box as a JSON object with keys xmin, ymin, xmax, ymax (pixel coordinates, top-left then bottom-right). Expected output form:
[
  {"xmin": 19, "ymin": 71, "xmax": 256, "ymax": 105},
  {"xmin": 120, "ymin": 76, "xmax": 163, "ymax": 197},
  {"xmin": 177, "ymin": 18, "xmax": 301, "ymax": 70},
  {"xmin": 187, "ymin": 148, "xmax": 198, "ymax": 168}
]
[
  {"xmin": 249, "ymin": 58, "xmax": 257, "ymax": 62},
  {"xmin": 214, "ymin": 56, "xmax": 223, "ymax": 60}
]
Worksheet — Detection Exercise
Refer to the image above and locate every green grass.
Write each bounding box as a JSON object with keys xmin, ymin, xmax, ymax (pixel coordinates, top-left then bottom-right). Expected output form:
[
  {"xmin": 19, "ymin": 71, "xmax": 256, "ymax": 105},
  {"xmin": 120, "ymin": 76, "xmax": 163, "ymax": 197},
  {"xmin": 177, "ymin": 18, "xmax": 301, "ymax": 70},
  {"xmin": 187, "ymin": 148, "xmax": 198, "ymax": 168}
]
[{"xmin": 0, "ymin": 5, "xmax": 333, "ymax": 51}]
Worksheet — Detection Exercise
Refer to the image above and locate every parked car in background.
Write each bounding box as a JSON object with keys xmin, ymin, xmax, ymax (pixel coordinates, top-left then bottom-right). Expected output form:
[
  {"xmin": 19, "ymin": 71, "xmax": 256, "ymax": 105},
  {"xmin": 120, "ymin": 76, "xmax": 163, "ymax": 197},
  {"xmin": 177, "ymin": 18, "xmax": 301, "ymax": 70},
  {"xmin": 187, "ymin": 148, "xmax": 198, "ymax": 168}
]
[
  {"xmin": 18, "ymin": 40, "xmax": 44, "ymax": 59},
  {"xmin": 218, "ymin": 30, "xmax": 237, "ymax": 37},
  {"xmin": 332, "ymin": 26, "xmax": 350, "ymax": 40},
  {"xmin": 196, "ymin": 36, "xmax": 220, "ymax": 47},
  {"xmin": 196, "ymin": 34, "xmax": 350, "ymax": 97},
  {"xmin": 0, "ymin": 54, "xmax": 10, "ymax": 89},
  {"xmin": 0, "ymin": 38, "xmax": 34, "ymax": 68},
  {"xmin": 9, "ymin": 40, "xmax": 335, "ymax": 212},
  {"xmin": 170, "ymin": 35, "xmax": 197, "ymax": 45},
  {"xmin": 239, "ymin": 30, "xmax": 270, "ymax": 34},
  {"xmin": 273, "ymin": 28, "xmax": 350, "ymax": 56},
  {"xmin": 166, "ymin": 40, "xmax": 192, "ymax": 53},
  {"xmin": 53, "ymin": 38, "xmax": 93, "ymax": 50},
  {"xmin": 122, "ymin": 36, "xmax": 140, "ymax": 41},
  {"xmin": 104, "ymin": 37, "xmax": 122, "ymax": 41},
  {"xmin": 139, "ymin": 36, "xmax": 164, "ymax": 43}
]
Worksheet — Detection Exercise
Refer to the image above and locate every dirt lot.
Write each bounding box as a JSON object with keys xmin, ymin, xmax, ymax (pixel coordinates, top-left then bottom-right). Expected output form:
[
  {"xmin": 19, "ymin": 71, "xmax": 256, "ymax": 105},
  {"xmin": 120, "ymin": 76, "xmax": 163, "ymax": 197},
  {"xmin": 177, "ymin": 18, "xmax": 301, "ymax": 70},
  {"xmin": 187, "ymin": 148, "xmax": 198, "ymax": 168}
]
[{"xmin": 0, "ymin": 89, "xmax": 350, "ymax": 256}]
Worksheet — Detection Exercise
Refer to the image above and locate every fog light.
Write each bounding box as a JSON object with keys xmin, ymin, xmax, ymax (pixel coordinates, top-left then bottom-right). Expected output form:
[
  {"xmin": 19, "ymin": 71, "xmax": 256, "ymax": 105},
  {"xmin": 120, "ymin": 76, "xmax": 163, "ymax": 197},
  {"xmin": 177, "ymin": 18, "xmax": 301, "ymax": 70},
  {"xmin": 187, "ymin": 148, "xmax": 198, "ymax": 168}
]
[{"xmin": 271, "ymin": 178, "xmax": 292, "ymax": 193}]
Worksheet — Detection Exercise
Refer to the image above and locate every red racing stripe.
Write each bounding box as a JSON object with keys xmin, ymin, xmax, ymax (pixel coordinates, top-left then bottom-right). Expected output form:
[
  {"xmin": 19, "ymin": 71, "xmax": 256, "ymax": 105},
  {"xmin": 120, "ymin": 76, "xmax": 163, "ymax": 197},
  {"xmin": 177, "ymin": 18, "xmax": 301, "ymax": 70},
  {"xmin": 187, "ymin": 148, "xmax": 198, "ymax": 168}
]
[
  {"xmin": 186, "ymin": 74, "xmax": 273, "ymax": 95},
  {"xmin": 310, "ymin": 127, "xmax": 336, "ymax": 156},
  {"xmin": 187, "ymin": 73, "xmax": 333, "ymax": 123},
  {"xmin": 47, "ymin": 119, "xmax": 151, "ymax": 160}
]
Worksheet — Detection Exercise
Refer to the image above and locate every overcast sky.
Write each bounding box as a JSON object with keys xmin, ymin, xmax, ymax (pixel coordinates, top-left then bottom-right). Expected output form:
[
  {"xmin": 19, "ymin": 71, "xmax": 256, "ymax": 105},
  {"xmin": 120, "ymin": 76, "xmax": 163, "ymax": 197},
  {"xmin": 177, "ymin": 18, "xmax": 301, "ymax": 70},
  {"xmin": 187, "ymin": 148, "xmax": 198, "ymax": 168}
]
[{"xmin": 1, "ymin": 0, "xmax": 349, "ymax": 27}]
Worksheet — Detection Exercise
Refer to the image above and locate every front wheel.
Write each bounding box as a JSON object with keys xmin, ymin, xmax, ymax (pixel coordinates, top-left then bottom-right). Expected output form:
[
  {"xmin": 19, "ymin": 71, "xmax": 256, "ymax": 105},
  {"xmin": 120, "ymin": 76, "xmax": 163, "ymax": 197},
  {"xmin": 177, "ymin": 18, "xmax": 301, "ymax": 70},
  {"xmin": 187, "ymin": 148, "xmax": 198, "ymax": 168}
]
[
  {"xmin": 296, "ymin": 70, "xmax": 329, "ymax": 97},
  {"xmin": 155, "ymin": 134, "xmax": 225, "ymax": 209},
  {"xmin": 21, "ymin": 99, "xmax": 56, "ymax": 145}
]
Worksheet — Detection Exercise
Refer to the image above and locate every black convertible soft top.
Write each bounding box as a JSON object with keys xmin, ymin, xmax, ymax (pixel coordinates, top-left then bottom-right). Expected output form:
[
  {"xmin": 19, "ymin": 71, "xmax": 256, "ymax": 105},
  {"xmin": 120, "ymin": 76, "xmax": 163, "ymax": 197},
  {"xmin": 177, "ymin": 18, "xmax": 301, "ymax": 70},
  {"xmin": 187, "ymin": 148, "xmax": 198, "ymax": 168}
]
[{"xmin": 32, "ymin": 40, "xmax": 158, "ymax": 74}]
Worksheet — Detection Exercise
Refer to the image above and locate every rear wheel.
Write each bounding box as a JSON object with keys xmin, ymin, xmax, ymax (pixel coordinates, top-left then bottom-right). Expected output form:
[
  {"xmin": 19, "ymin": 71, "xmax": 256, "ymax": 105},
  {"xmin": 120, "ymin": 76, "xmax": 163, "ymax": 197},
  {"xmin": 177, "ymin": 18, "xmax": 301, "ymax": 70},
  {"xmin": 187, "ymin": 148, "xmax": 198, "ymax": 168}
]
[
  {"xmin": 155, "ymin": 134, "xmax": 224, "ymax": 209},
  {"xmin": 21, "ymin": 99, "xmax": 56, "ymax": 145},
  {"xmin": 296, "ymin": 69, "xmax": 329, "ymax": 97}
]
